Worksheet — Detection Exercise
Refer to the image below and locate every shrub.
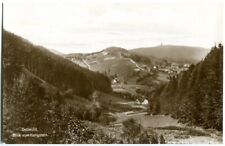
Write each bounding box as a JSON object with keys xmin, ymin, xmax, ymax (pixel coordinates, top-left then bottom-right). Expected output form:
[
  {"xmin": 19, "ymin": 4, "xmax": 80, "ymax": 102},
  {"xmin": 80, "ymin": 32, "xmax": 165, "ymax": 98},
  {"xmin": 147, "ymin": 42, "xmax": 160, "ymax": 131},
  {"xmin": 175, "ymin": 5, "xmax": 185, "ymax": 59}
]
[
  {"xmin": 121, "ymin": 118, "xmax": 163, "ymax": 144},
  {"xmin": 99, "ymin": 115, "xmax": 117, "ymax": 125},
  {"xmin": 84, "ymin": 102, "xmax": 102, "ymax": 121}
]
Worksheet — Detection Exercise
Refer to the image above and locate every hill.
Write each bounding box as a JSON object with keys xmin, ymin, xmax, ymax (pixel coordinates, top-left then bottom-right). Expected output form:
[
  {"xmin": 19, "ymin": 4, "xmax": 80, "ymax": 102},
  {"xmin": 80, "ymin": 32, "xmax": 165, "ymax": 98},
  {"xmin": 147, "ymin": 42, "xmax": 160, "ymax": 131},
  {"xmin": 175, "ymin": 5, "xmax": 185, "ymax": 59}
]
[
  {"xmin": 2, "ymin": 30, "xmax": 115, "ymax": 143},
  {"xmin": 66, "ymin": 46, "xmax": 198, "ymax": 97},
  {"xmin": 131, "ymin": 45, "xmax": 210, "ymax": 63},
  {"xmin": 149, "ymin": 44, "xmax": 223, "ymax": 130},
  {"xmin": 3, "ymin": 30, "xmax": 112, "ymax": 96},
  {"xmin": 65, "ymin": 46, "xmax": 164, "ymax": 97}
]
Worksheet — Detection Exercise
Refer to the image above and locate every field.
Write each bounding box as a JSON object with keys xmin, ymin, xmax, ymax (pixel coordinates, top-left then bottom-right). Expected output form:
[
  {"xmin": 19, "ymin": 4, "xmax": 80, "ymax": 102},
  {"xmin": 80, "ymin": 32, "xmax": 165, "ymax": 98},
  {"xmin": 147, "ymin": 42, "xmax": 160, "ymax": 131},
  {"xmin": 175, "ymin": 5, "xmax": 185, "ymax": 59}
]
[{"xmin": 101, "ymin": 91, "xmax": 222, "ymax": 144}]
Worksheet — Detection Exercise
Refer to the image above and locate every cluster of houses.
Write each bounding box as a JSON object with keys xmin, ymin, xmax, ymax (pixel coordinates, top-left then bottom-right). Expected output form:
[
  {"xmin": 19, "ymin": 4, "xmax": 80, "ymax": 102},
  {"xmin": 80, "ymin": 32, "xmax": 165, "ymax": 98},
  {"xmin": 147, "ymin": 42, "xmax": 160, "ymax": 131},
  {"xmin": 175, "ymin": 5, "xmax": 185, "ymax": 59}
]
[
  {"xmin": 153, "ymin": 62, "xmax": 190, "ymax": 76},
  {"xmin": 111, "ymin": 61, "xmax": 191, "ymax": 85}
]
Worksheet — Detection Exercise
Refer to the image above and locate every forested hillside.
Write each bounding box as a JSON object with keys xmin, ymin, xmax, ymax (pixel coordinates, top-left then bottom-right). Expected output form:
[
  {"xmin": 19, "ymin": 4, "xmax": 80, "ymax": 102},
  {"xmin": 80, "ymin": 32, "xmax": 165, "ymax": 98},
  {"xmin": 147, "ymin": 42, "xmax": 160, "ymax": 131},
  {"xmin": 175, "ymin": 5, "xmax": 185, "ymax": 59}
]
[
  {"xmin": 3, "ymin": 30, "xmax": 163, "ymax": 144},
  {"xmin": 2, "ymin": 65, "xmax": 121, "ymax": 143},
  {"xmin": 3, "ymin": 30, "xmax": 112, "ymax": 97},
  {"xmin": 149, "ymin": 44, "xmax": 223, "ymax": 131},
  {"xmin": 2, "ymin": 30, "xmax": 113, "ymax": 143}
]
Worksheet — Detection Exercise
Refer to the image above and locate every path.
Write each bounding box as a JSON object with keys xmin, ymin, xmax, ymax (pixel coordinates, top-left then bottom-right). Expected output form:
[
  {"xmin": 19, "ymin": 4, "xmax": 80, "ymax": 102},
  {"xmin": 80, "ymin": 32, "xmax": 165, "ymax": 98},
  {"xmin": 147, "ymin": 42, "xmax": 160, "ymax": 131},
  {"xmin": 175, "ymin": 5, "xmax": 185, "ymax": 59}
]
[
  {"xmin": 128, "ymin": 58, "xmax": 144, "ymax": 71},
  {"xmin": 82, "ymin": 59, "xmax": 91, "ymax": 70}
]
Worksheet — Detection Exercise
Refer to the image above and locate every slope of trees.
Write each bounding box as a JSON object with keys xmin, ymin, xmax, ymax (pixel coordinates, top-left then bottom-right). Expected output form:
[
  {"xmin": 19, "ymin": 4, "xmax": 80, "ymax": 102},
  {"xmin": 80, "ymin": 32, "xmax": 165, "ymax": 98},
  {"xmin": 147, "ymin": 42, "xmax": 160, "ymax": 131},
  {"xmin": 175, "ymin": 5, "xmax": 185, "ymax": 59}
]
[
  {"xmin": 2, "ymin": 30, "xmax": 114, "ymax": 143},
  {"xmin": 149, "ymin": 44, "xmax": 223, "ymax": 131},
  {"xmin": 2, "ymin": 60, "xmax": 161, "ymax": 144},
  {"xmin": 3, "ymin": 30, "xmax": 112, "ymax": 98},
  {"xmin": 2, "ymin": 65, "xmax": 117, "ymax": 143}
]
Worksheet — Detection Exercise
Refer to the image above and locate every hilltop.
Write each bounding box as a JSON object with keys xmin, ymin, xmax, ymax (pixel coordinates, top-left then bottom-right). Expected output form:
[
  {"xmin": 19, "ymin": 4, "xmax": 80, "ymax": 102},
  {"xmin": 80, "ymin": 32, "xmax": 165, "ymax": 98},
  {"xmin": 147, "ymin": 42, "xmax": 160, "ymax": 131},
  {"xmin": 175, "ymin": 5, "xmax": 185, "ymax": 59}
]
[
  {"xmin": 131, "ymin": 45, "xmax": 210, "ymax": 63},
  {"xmin": 65, "ymin": 46, "xmax": 162, "ymax": 97}
]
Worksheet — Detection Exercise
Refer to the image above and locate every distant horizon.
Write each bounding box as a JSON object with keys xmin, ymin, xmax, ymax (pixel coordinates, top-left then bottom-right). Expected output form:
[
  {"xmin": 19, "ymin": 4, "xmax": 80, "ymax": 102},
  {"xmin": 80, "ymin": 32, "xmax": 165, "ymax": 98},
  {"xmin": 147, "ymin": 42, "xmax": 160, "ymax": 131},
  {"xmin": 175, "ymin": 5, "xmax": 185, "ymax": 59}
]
[
  {"xmin": 4, "ymin": 28, "xmax": 220, "ymax": 54},
  {"xmin": 5, "ymin": 29, "xmax": 214, "ymax": 55},
  {"xmin": 4, "ymin": 0, "xmax": 223, "ymax": 54},
  {"xmin": 59, "ymin": 44, "xmax": 212, "ymax": 55}
]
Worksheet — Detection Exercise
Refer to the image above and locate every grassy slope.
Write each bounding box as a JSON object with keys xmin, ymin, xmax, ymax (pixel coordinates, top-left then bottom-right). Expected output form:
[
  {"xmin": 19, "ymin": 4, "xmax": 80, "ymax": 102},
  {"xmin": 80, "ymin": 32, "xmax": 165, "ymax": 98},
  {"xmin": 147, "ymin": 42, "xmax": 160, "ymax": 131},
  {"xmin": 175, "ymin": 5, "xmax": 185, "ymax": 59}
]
[{"xmin": 65, "ymin": 47, "xmax": 163, "ymax": 98}]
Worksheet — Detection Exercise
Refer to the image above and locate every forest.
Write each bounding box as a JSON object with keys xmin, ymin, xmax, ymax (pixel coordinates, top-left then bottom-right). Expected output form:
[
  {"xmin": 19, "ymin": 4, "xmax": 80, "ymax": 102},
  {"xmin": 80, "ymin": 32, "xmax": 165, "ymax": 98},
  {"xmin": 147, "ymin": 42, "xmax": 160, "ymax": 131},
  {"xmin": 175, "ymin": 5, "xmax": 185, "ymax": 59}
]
[
  {"xmin": 3, "ymin": 30, "xmax": 112, "ymax": 97},
  {"xmin": 2, "ymin": 30, "xmax": 113, "ymax": 143},
  {"xmin": 149, "ymin": 44, "xmax": 223, "ymax": 131}
]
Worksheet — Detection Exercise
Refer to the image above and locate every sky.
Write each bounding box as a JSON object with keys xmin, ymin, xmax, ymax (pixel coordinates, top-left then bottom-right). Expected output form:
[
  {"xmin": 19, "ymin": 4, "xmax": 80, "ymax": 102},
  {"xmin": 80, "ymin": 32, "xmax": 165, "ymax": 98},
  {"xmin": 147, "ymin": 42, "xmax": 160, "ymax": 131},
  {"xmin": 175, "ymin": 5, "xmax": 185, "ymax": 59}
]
[{"xmin": 3, "ymin": 0, "xmax": 223, "ymax": 54}]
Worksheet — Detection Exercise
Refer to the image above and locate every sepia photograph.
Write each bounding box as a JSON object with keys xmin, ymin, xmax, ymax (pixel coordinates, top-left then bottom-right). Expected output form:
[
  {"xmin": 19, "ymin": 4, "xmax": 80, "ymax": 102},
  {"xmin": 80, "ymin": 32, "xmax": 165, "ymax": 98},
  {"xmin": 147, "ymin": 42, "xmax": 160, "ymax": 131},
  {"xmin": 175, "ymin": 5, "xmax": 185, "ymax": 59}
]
[{"xmin": 1, "ymin": 0, "xmax": 223, "ymax": 144}]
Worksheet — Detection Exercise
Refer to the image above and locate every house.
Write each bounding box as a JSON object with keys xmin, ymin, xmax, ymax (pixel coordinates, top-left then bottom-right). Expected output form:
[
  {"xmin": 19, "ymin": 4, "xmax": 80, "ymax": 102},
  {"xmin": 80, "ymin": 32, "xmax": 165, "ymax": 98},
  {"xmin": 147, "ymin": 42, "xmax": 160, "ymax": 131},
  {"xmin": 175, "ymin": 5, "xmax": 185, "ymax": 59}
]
[
  {"xmin": 153, "ymin": 66, "xmax": 158, "ymax": 69},
  {"xmin": 112, "ymin": 78, "xmax": 119, "ymax": 84},
  {"xmin": 183, "ymin": 64, "xmax": 190, "ymax": 68},
  {"xmin": 171, "ymin": 63, "xmax": 179, "ymax": 70},
  {"xmin": 136, "ymin": 98, "xmax": 149, "ymax": 105},
  {"xmin": 141, "ymin": 99, "xmax": 149, "ymax": 105},
  {"xmin": 136, "ymin": 99, "xmax": 141, "ymax": 104}
]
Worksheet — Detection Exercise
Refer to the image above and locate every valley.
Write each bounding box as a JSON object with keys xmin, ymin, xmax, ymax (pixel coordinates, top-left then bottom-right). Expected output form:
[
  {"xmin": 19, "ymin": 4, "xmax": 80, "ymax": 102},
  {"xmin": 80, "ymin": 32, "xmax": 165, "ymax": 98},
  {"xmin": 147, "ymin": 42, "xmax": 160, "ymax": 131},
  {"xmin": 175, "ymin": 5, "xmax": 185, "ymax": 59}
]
[
  {"xmin": 100, "ymin": 91, "xmax": 222, "ymax": 144},
  {"xmin": 65, "ymin": 45, "xmax": 222, "ymax": 144},
  {"xmin": 3, "ymin": 30, "xmax": 222, "ymax": 144},
  {"xmin": 65, "ymin": 46, "xmax": 192, "ymax": 98}
]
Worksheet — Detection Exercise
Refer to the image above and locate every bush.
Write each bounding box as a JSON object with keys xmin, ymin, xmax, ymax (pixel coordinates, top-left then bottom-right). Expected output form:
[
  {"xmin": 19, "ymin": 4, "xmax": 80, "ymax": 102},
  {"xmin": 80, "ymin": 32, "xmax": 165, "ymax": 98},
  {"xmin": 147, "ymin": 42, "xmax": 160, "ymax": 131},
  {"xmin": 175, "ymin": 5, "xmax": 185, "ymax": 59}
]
[
  {"xmin": 121, "ymin": 118, "xmax": 163, "ymax": 144},
  {"xmin": 99, "ymin": 115, "xmax": 117, "ymax": 125}
]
